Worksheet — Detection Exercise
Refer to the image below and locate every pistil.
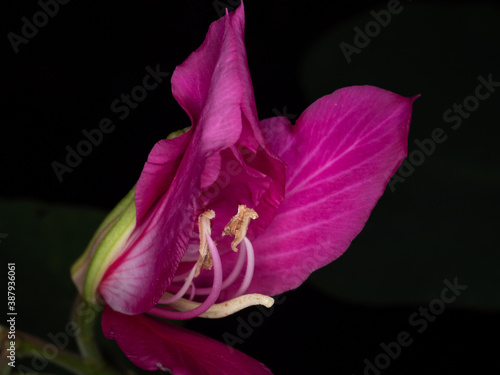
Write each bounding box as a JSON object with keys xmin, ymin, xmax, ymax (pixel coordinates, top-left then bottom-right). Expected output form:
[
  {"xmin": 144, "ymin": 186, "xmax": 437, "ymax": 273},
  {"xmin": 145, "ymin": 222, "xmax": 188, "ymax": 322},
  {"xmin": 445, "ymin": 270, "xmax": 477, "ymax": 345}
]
[{"xmin": 165, "ymin": 293, "xmax": 274, "ymax": 319}]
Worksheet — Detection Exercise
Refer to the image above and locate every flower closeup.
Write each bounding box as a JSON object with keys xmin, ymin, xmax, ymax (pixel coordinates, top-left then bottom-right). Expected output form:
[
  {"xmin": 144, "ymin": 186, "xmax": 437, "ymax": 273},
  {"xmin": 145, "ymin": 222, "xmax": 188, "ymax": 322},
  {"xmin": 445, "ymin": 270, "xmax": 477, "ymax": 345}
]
[{"xmin": 71, "ymin": 3, "xmax": 416, "ymax": 374}]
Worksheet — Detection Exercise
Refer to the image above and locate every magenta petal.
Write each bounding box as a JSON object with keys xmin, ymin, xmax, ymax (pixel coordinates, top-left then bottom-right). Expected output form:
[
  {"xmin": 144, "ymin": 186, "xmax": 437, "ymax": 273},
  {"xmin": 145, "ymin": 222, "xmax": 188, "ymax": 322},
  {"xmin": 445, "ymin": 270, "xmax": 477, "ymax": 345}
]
[
  {"xmin": 135, "ymin": 130, "xmax": 192, "ymax": 222},
  {"xmin": 246, "ymin": 86, "xmax": 416, "ymax": 296},
  {"xmin": 99, "ymin": 178, "xmax": 197, "ymax": 314},
  {"xmin": 102, "ymin": 306, "xmax": 273, "ymax": 375},
  {"xmin": 172, "ymin": 4, "xmax": 257, "ymax": 140},
  {"xmin": 172, "ymin": 4, "xmax": 246, "ymax": 149}
]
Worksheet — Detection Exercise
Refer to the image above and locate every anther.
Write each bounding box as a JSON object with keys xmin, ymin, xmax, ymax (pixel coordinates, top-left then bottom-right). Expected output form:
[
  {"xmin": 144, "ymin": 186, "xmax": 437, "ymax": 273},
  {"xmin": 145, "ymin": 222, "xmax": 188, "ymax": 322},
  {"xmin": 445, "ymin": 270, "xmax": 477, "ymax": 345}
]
[
  {"xmin": 195, "ymin": 210, "xmax": 215, "ymax": 277},
  {"xmin": 223, "ymin": 205, "xmax": 258, "ymax": 251}
]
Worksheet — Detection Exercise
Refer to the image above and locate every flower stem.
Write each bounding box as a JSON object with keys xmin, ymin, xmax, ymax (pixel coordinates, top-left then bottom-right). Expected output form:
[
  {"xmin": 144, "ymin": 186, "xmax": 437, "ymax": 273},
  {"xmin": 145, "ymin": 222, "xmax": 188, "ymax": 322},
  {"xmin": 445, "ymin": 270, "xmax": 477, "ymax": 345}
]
[
  {"xmin": 0, "ymin": 294, "xmax": 124, "ymax": 375},
  {"xmin": 71, "ymin": 295, "xmax": 105, "ymax": 367},
  {"xmin": 0, "ymin": 326, "xmax": 119, "ymax": 375},
  {"xmin": 16, "ymin": 331, "xmax": 93, "ymax": 375}
]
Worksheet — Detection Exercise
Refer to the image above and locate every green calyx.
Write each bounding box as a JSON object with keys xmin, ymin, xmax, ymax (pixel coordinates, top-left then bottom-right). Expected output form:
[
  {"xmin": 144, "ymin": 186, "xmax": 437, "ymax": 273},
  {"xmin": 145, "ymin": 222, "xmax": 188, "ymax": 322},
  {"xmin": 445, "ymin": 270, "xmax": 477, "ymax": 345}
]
[
  {"xmin": 71, "ymin": 187, "xmax": 136, "ymax": 305},
  {"xmin": 166, "ymin": 126, "xmax": 191, "ymax": 139},
  {"xmin": 70, "ymin": 126, "xmax": 191, "ymax": 305}
]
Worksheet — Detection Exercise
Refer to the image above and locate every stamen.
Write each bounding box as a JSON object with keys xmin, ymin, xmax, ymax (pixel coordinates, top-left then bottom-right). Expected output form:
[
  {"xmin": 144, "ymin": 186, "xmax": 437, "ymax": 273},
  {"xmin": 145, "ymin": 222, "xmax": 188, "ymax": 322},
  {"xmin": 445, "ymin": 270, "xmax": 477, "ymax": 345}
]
[
  {"xmin": 172, "ymin": 269, "xmax": 192, "ymax": 283},
  {"xmin": 152, "ymin": 207, "xmax": 260, "ymax": 320},
  {"xmin": 163, "ymin": 293, "xmax": 274, "ymax": 319},
  {"xmin": 233, "ymin": 236, "xmax": 255, "ymax": 297},
  {"xmin": 149, "ymin": 233, "xmax": 222, "ymax": 320},
  {"xmin": 223, "ymin": 205, "xmax": 258, "ymax": 251},
  {"xmin": 193, "ymin": 237, "xmax": 247, "ymax": 295},
  {"xmin": 158, "ymin": 264, "xmax": 197, "ymax": 305}
]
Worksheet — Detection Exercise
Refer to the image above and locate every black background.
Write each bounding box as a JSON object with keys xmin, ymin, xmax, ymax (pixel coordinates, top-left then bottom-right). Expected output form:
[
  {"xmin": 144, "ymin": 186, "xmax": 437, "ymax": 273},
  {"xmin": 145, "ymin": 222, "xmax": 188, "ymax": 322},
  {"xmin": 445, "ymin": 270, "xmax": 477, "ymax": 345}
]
[{"xmin": 2, "ymin": 1, "xmax": 499, "ymax": 374}]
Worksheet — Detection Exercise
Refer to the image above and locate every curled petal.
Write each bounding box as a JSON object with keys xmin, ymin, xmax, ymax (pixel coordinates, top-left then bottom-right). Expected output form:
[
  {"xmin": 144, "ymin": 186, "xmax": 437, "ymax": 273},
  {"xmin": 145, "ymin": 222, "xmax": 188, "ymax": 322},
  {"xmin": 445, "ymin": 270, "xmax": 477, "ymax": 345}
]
[{"xmin": 102, "ymin": 306, "xmax": 273, "ymax": 375}]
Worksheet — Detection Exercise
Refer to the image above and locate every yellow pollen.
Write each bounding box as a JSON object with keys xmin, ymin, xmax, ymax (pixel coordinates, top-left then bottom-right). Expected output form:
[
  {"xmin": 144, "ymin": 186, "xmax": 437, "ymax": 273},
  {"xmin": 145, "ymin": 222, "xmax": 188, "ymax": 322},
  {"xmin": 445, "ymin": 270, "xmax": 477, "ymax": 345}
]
[{"xmin": 223, "ymin": 205, "xmax": 258, "ymax": 251}]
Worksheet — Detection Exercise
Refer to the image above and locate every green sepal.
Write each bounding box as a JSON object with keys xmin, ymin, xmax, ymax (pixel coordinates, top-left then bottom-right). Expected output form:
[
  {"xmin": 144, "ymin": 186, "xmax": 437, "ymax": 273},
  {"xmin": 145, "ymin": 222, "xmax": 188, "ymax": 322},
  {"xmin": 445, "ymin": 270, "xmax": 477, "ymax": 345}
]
[{"xmin": 71, "ymin": 187, "xmax": 136, "ymax": 305}]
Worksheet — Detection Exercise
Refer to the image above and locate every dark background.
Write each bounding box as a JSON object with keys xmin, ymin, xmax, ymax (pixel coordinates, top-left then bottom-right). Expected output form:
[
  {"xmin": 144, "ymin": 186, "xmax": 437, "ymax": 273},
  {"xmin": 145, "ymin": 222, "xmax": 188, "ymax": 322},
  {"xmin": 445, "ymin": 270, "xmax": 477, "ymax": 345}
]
[{"xmin": 1, "ymin": 0, "xmax": 499, "ymax": 374}]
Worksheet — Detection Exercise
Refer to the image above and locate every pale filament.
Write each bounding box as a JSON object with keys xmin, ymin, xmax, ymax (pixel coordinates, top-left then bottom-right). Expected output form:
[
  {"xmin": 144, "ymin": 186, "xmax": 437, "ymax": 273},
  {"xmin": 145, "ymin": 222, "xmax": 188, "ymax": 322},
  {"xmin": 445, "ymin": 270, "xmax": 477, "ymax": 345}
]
[
  {"xmin": 172, "ymin": 268, "xmax": 193, "ymax": 283},
  {"xmin": 188, "ymin": 283, "xmax": 195, "ymax": 300},
  {"xmin": 164, "ymin": 234, "xmax": 254, "ymax": 297},
  {"xmin": 233, "ymin": 236, "xmax": 255, "ymax": 297},
  {"xmin": 149, "ymin": 234, "xmax": 223, "ymax": 320},
  {"xmin": 158, "ymin": 263, "xmax": 197, "ymax": 305},
  {"xmin": 193, "ymin": 235, "xmax": 248, "ymax": 295}
]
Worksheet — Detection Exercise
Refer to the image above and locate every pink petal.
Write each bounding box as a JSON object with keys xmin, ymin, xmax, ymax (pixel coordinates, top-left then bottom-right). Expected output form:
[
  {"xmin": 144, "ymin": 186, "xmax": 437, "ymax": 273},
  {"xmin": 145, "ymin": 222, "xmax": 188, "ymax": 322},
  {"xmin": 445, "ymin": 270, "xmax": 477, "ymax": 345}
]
[
  {"xmin": 171, "ymin": 4, "xmax": 246, "ymax": 151},
  {"xmin": 171, "ymin": 4, "xmax": 267, "ymax": 152},
  {"xmin": 102, "ymin": 306, "xmax": 273, "ymax": 375},
  {"xmin": 232, "ymin": 86, "xmax": 416, "ymax": 298},
  {"xmin": 99, "ymin": 157, "xmax": 198, "ymax": 314},
  {"xmin": 135, "ymin": 130, "xmax": 192, "ymax": 222}
]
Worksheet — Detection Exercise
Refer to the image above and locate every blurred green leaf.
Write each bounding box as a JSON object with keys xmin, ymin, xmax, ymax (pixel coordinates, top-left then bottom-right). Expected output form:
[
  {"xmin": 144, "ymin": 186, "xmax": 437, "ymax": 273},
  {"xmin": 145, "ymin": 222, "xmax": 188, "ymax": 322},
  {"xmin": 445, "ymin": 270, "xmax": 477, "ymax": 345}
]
[{"xmin": 0, "ymin": 199, "xmax": 106, "ymax": 374}]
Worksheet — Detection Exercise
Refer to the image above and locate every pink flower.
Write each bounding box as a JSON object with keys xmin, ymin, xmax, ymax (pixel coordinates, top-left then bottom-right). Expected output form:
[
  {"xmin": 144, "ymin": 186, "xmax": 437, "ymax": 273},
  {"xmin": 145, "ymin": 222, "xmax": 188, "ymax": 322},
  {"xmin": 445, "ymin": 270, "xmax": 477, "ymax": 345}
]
[{"xmin": 72, "ymin": 3, "xmax": 415, "ymax": 374}]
